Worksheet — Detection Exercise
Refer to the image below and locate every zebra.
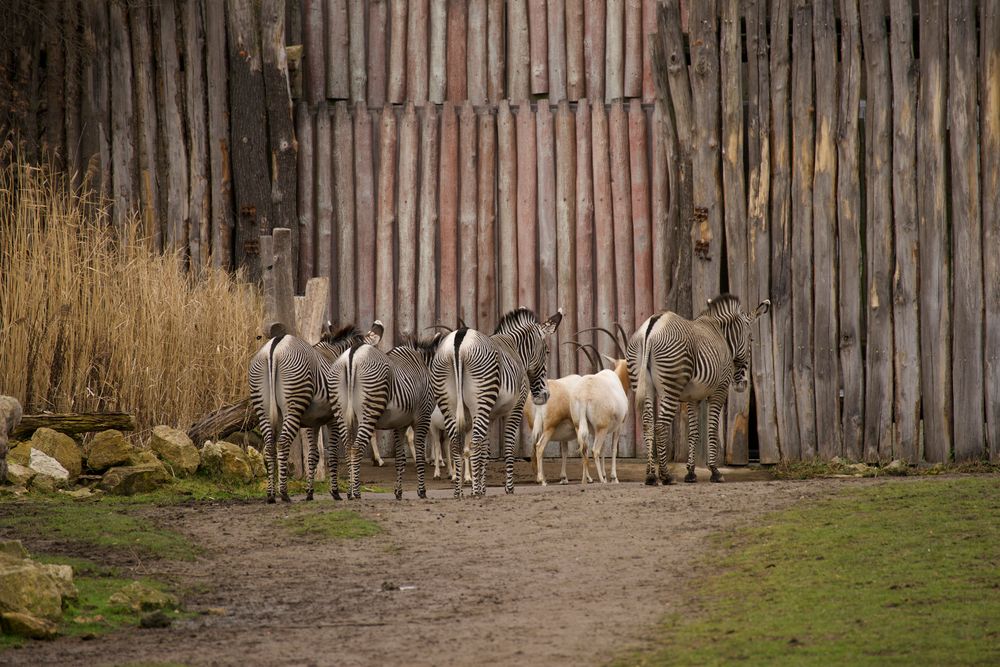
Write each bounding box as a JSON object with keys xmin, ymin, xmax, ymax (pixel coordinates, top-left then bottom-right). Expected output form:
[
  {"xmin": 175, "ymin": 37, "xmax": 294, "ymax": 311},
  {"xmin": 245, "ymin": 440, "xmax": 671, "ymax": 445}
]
[
  {"xmin": 330, "ymin": 331, "xmax": 441, "ymax": 500},
  {"xmin": 627, "ymin": 294, "xmax": 770, "ymax": 485},
  {"xmin": 430, "ymin": 307, "xmax": 564, "ymax": 498},
  {"xmin": 248, "ymin": 321, "xmax": 380, "ymax": 503}
]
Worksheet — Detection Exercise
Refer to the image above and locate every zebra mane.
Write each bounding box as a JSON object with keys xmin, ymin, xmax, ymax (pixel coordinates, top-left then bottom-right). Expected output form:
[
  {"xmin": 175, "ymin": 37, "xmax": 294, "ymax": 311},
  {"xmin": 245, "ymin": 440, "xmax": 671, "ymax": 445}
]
[
  {"xmin": 398, "ymin": 334, "xmax": 442, "ymax": 363},
  {"xmin": 704, "ymin": 293, "xmax": 742, "ymax": 318},
  {"xmin": 493, "ymin": 307, "xmax": 539, "ymax": 334},
  {"xmin": 320, "ymin": 323, "xmax": 364, "ymax": 346}
]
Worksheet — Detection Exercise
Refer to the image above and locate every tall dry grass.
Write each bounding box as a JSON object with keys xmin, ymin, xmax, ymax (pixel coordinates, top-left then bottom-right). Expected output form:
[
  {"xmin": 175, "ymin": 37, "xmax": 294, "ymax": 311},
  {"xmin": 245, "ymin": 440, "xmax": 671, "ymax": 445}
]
[{"xmin": 0, "ymin": 157, "xmax": 263, "ymax": 435}]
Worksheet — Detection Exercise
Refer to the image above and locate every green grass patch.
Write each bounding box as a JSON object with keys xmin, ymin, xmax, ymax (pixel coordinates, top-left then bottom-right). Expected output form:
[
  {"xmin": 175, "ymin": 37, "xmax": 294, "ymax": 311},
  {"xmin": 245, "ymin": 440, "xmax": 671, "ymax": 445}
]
[
  {"xmin": 103, "ymin": 475, "xmax": 390, "ymax": 506},
  {"xmin": 621, "ymin": 477, "xmax": 1000, "ymax": 666},
  {"xmin": 282, "ymin": 509, "xmax": 382, "ymax": 540},
  {"xmin": 768, "ymin": 459, "xmax": 1000, "ymax": 480}
]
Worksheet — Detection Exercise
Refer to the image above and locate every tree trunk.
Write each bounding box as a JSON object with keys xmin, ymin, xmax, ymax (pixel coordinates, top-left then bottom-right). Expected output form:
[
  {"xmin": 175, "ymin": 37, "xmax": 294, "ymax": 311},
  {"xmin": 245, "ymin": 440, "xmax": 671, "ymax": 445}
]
[
  {"xmin": 528, "ymin": 0, "xmax": 548, "ymax": 94},
  {"xmin": 429, "ymin": 0, "xmax": 447, "ymax": 103},
  {"xmin": 507, "ymin": 0, "xmax": 530, "ymax": 103},
  {"xmin": 565, "ymin": 0, "xmax": 585, "ymax": 100},
  {"xmin": 296, "ymin": 102, "xmax": 314, "ymax": 286},
  {"xmin": 45, "ymin": 0, "xmax": 65, "ymax": 170},
  {"xmin": 368, "ymin": 0, "xmax": 387, "ymax": 107},
  {"xmin": 591, "ymin": 102, "xmax": 616, "ymax": 360},
  {"xmin": 628, "ymin": 99, "xmax": 653, "ymax": 326},
  {"xmin": 186, "ymin": 400, "xmax": 256, "ymax": 451},
  {"xmin": 13, "ymin": 413, "xmax": 137, "ymax": 440},
  {"xmin": 348, "ymin": 0, "xmax": 367, "ymax": 103},
  {"xmin": 608, "ymin": 102, "xmax": 635, "ymax": 351},
  {"xmin": 623, "ymin": 0, "xmax": 642, "ymax": 98},
  {"xmin": 302, "ymin": 0, "xmax": 324, "ymax": 106},
  {"xmin": 315, "ymin": 103, "xmax": 334, "ymax": 313},
  {"xmin": 64, "ymin": 0, "xmax": 82, "ymax": 191}
]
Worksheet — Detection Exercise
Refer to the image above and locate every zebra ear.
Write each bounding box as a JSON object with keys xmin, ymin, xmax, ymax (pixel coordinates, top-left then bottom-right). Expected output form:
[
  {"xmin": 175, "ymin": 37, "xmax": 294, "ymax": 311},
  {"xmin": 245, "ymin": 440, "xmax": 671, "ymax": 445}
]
[
  {"xmin": 365, "ymin": 320, "xmax": 385, "ymax": 345},
  {"xmin": 752, "ymin": 300, "xmax": 771, "ymax": 320},
  {"xmin": 540, "ymin": 309, "xmax": 564, "ymax": 336}
]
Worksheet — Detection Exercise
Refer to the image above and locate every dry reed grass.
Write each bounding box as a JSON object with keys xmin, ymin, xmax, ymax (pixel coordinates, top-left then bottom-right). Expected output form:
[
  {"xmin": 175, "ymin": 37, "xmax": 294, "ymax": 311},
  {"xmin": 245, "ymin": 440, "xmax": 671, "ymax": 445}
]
[{"xmin": 0, "ymin": 157, "xmax": 263, "ymax": 436}]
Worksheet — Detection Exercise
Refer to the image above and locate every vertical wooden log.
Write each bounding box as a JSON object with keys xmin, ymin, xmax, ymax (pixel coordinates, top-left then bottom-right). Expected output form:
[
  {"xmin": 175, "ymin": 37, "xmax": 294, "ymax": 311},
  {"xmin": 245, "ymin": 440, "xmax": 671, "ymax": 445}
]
[
  {"xmin": 565, "ymin": 0, "xmax": 585, "ymax": 100},
  {"xmin": 650, "ymin": 103, "xmax": 670, "ymax": 311},
  {"xmin": 439, "ymin": 102, "xmax": 460, "ymax": 328},
  {"xmin": 397, "ymin": 104, "xmax": 420, "ymax": 338},
  {"xmin": 917, "ymin": 0, "xmax": 950, "ymax": 463},
  {"xmin": 555, "ymin": 101, "xmax": 577, "ymax": 375},
  {"xmin": 64, "ymin": 0, "xmax": 82, "ymax": 191},
  {"xmin": 768, "ymin": 0, "xmax": 798, "ymax": 459},
  {"xmin": 334, "ymin": 102, "xmax": 357, "ymax": 324},
  {"xmin": 508, "ymin": 0, "xmax": 531, "ymax": 103},
  {"xmin": 812, "ymin": 0, "xmax": 840, "ymax": 460},
  {"xmin": 790, "ymin": 2, "xmax": 816, "ymax": 458},
  {"xmin": 720, "ymin": 0, "xmax": 750, "ymax": 464},
  {"xmin": 368, "ymin": 0, "xmax": 388, "ymax": 108},
  {"xmin": 516, "ymin": 105, "xmax": 539, "ymax": 310},
  {"xmin": 348, "ymin": 0, "xmax": 367, "ymax": 104},
  {"xmin": 408, "ymin": 0, "xmax": 429, "ymax": 105},
  {"xmin": 744, "ymin": 0, "xmax": 778, "ymax": 462},
  {"xmin": 376, "ymin": 107, "xmax": 398, "ymax": 347},
  {"xmin": 529, "ymin": 0, "xmax": 549, "ymax": 94},
  {"xmin": 477, "ymin": 109, "xmax": 497, "ymax": 332},
  {"xmin": 585, "ymin": 0, "xmax": 606, "ymax": 102},
  {"xmin": 326, "ymin": 0, "xmax": 350, "ymax": 99},
  {"xmin": 537, "ymin": 102, "xmax": 559, "ymax": 374},
  {"xmin": 624, "ymin": 0, "xmax": 642, "ymax": 98},
  {"xmin": 575, "ymin": 100, "xmax": 595, "ymax": 366},
  {"xmin": 130, "ymin": 3, "xmax": 161, "ymax": 251},
  {"xmin": 286, "ymin": 0, "xmax": 302, "ymax": 46},
  {"xmin": 44, "ymin": 0, "xmax": 65, "ymax": 170},
  {"xmin": 205, "ymin": 0, "xmax": 233, "ymax": 269},
  {"xmin": 109, "ymin": 0, "xmax": 134, "ymax": 229},
  {"xmin": 184, "ymin": 0, "xmax": 209, "ymax": 268},
  {"xmin": 641, "ymin": 0, "xmax": 656, "ymax": 103},
  {"xmin": 418, "ymin": 105, "xmax": 440, "ymax": 333},
  {"xmin": 296, "ymin": 103, "xmax": 314, "ymax": 286},
  {"xmin": 605, "ymin": 0, "xmax": 624, "ymax": 102},
  {"xmin": 303, "ymin": 0, "xmax": 325, "ymax": 106},
  {"xmin": 82, "ymin": 0, "xmax": 111, "ymax": 197},
  {"xmin": 315, "ymin": 103, "xmax": 334, "ymax": 311},
  {"xmin": 548, "ymin": 0, "xmax": 567, "ymax": 103},
  {"xmin": 459, "ymin": 102, "xmax": 479, "ymax": 326},
  {"xmin": 628, "ymin": 100, "xmax": 653, "ymax": 325},
  {"xmin": 355, "ymin": 104, "xmax": 377, "ymax": 328},
  {"xmin": 860, "ymin": 1, "xmax": 894, "ymax": 462},
  {"xmin": 487, "ymin": 0, "xmax": 506, "ymax": 103},
  {"xmin": 949, "ymin": 0, "xmax": 984, "ymax": 461},
  {"xmin": 387, "ymin": 0, "xmax": 408, "ymax": 104},
  {"xmin": 467, "ymin": 0, "xmax": 488, "ymax": 105},
  {"xmin": 158, "ymin": 0, "xmax": 190, "ymax": 256},
  {"xmin": 272, "ymin": 228, "xmax": 300, "ymax": 336},
  {"xmin": 609, "ymin": 102, "xmax": 635, "ymax": 344},
  {"xmin": 837, "ymin": 0, "xmax": 863, "ymax": 461},
  {"xmin": 447, "ymin": 0, "xmax": 468, "ymax": 102},
  {"xmin": 983, "ymin": 2, "xmax": 1000, "ymax": 462},
  {"xmin": 429, "ymin": 0, "xmax": 448, "ymax": 104},
  {"xmin": 498, "ymin": 102, "xmax": 519, "ymax": 314},
  {"xmin": 889, "ymin": 0, "xmax": 919, "ymax": 463},
  {"xmin": 591, "ymin": 102, "xmax": 616, "ymax": 360}
]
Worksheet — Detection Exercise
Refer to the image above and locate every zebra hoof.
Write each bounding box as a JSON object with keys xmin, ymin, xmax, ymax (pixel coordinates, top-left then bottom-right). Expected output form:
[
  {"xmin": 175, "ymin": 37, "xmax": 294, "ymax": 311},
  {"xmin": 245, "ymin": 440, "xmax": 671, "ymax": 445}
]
[
  {"xmin": 305, "ymin": 491, "xmax": 314, "ymax": 501},
  {"xmin": 331, "ymin": 491, "xmax": 342, "ymax": 501},
  {"xmin": 266, "ymin": 496, "xmax": 276, "ymax": 504},
  {"xmin": 280, "ymin": 492, "xmax": 291, "ymax": 502},
  {"xmin": 684, "ymin": 470, "xmax": 698, "ymax": 483},
  {"xmin": 710, "ymin": 469, "xmax": 725, "ymax": 483},
  {"xmin": 394, "ymin": 490, "xmax": 403, "ymax": 500},
  {"xmin": 660, "ymin": 474, "xmax": 675, "ymax": 485},
  {"xmin": 644, "ymin": 475, "xmax": 658, "ymax": 486},
  {"xmin": 418, "ymin": 490, "xmax": 427, "ymax": 499},
  {"xmin": 506, "ymin": 487, "xmax": 514, "ymax": 495}
]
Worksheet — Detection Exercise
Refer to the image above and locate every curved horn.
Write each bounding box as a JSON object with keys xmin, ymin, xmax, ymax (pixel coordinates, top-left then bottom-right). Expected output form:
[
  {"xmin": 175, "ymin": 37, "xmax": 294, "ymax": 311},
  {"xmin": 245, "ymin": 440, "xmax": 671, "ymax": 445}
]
[
  {"xmin": 580, "ymin": 343, "xmax": 609, "ymax": 370},
  {"xmin": 614, "ymin": 323, "xmax": 629, "ymax": 351},
  {"xmin": 563, "ymin": 341, "xmax": 601, "ymax": 372},
  {"xmin": 457, "ymin": 317, "xmax": 468, "ymax": 329},
  {"xmin": 573, "ymin": 326, "xmax": 625, "ymax": 358},
  {"xmin": 425, "ymin": 324, "xmax": 453, "ymax": 332}
]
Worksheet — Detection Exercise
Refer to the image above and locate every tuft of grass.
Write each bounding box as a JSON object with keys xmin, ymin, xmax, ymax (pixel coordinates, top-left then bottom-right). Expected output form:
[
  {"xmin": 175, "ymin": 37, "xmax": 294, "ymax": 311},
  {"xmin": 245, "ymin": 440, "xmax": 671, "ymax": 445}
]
[
  {"xmin": 770, "ymin": 459, "xmax": 1000, "ymax": 480},
  {"xmin": 620, "ymin": 477, "xmax": 1000, "ymax": 666},
  {"xmin": 282, "ymin": 509, "xmax": 382, "ymax": 540}
]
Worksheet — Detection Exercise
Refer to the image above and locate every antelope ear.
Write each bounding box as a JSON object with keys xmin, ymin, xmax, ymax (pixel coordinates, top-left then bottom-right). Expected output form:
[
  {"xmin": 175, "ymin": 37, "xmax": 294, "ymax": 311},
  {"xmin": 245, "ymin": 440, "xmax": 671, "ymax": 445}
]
[
  {"xmin": 365, "ymin": 320, "xmax": 385, "ymax": 345},
  {"xmin": 752, "ymin": 300, "xmax": 771, "ymax": 320},
  {"xmin": 540, "ymin": 309, "xmax": 564, "ymax": 336}
]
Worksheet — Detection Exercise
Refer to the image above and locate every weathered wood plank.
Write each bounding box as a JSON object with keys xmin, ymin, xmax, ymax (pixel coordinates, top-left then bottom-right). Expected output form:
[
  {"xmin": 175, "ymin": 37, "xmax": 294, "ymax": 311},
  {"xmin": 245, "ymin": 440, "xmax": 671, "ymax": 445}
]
[
  {"xmin": 591, "ymin": 101, "xmax": 616, "ymax": 361},
  {"xmin": 508, "ymin": 0, "xmax": 531, "ymax": 103},
  {"xmin": 812, "ymin": 0, "xmax": 840, "ymax": 461},
  {"xmin": 326, "ymin": 0, "xmax": 350, "ymax": 99},
  {"xmin": 272, "ymin": 228, "xmax": 299, "ymax": 338},
  {"xmin": 109, "ymin": 1, "xmax": 134, "ymax": 231},
  {"xmin": 429, "ymin": 0, "xmax": 447, "ymax": 103},
  {"xmin": 642, "ymin": 0, "xmax": 656, "ymax": 103},
  {"xmin": 624, "ymin": 0, "xmax": 642, "ymax": 98},
  {"xmin": 64, "ymin": 0, "xmax": 82, "ymax": 192},
  {"xmin": 459, "ymin": 102, "xmax": 479, "ymax": 326},
  {"xmin": 397, "ymin": 104, "xmax": 419, "ymax": 337},
  {"xmin": 348, "ymin": 0, "xmax": 366, "ymax": 103},
  {"xmin": 838, "ymin": 0, "xmax": 864, "ymax": 461},
  {"xmin": 628, "ymin": 99, "xmax": 653, "ymax": 325},
  {"xmin": 575, "ymin": 99, "xmax": 595, "ymax": 367},
  {"xmin": 529, "ymin": 0, "xmax": 549, "ymax": 94},
  {"xmin": 354, "ymin": 105, "xmax": 377, "ymax": 328},
  {"xmin": 498, "ymin": 101, "xmax": 519, "ymax": 314},
  {"xmin": 516, "ymin": 104, "xmax": 538, "ymax": 311},
  {"xmin": 205, "ymin": 0, "xmax": 232, "ymax": 270},
  {"xmin": 477, "ymin": 109, "xmax": 497, "ymax": 332},
  {"xmin": 296, "ymin": 103, "xmax": 314, "ymax": 287},
  {"xmin": 334, "ymin": 102, "xmax": 357, "ymax": 324},
  {"xmin": 45, "ymin": 0, "xmax": 65, "ymax": 171},
  {"xmin": 949, "ymin": 0, "xmax": 984, "ymax": 461},
  {"xmin": 303, "ymin": 0, "xmax": 325, "ymax": 106},
  {"xmin": 315, "ymin": 103, "xmax": 334, "ymax": 313},
  {"xmin": 447, "ymin": 0, "xmax": 468, "ymax": 102},
  {"xmin": 982, "ymin": 1, "xmax": 1000, "ymax": 462},
  {"xmin": 468, "ymin": 0, "xmax": 488, "ymax": 105},
  {"xmin": 555, "ymin": 101, "xmax": 577, "ymax": 376},
  {"xmin": 889, "ymin": 0, "xmax": 919, "ymax": 463},
  {"xmin": 376, "ymin": 107, "xmax": 398, "ymax": 347},
  {"xmin": 537, "ymin": 102, "xmax": 559, "ymax": 373},
  {"xmin": 129, "ymin": 3, "xmax": 159, "ymax": 250},
  {"xmin": 650, "ymin": 103, "xmax": 669, "ymax": 311},
  {"xmin": 605, "ymin": 0, "xmax": 625, "ymax": 101},
  {"xmin": 158, "ymin": 0, "xmax": 190, "ymax": 256},
  {"xmin": 487, "ymin": 0, "xmax": 506, "ymax": 103},
  {"xmin": 388, "ymin": 0, "xmax": 408, "ymax": 103},
  {"xmin": 585, "ymin": 0, "xmax": 606, "ymax": 102},
  {"xmin": 408, "ymin": 0, "xmax": 429, "ymax": 105},
  {"xmin": 609, "ymin": 102, "xmax": 635, "ymax": 343},
  {"xmin": 13, "ymin": 413, "xmax": 137, "ymax": 440},
  {"xmin": 548, "ymin": 0, "xmax": 567, "ymax": 103},
  {"xmin": 418, "ymin": 104, "xmax": 441, "ymax": 333},
  {"xmin": 83, "ymin": 0, "xmax": 111, "ymax": 197},
  {"xmin": 566, "ymin": 0, "xmax": 585, "ymax": 100},
  {"xmin": 368, "ymin": 0, "xmax": 388, "ymax": 108},
  {"xmin": 439, "ymin": 102, "xmax": 460, "ymax": 328}
]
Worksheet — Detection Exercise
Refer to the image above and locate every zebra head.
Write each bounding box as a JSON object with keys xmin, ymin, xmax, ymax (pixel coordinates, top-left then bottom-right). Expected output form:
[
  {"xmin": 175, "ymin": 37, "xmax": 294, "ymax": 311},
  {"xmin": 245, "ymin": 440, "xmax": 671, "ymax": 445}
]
[
  {"xmin": 705, "ymin": 295, "xmax": 771, "ymax": 392},
  {"xmin": 495, "ymin": 307, "xmax": 564, "ymax": 405}
]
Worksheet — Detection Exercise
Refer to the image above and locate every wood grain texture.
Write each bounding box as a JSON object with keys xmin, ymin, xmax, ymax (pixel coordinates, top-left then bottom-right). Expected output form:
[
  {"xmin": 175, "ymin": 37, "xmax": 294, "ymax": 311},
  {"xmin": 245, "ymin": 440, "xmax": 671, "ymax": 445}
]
[
  {"xmin": 608, "ymin": 102, "xmax": 635, "ymax": 341},
  {"xmin": 439, "ymin": 102, "xmax": 460, "ymax": 328},
  {"xmin": 487, "ymin": 0, "xmax": 506, "ymax": 102},
  {"xmin": 575, "ymin": 99, "xmax": 595, "ymax": 366},
  {"xmin": 64, "ymin": 1, "xmax": 81, "ymax": 192},
  {"xmin": 497, "ymin": 101, "xmax": 519, "ymax": 314},
  {"xmin": 159, "ymin": 0, "xmax": 190, "ymax": 256},
  {"xmin": 314, "ymin": 104, "xmax": 334, "ymax": 314},
  {"xmin": 204, "ymin": 0, "xmax": 232, "ymax": 270},
  {"xmin": 397, "ymin": 104, "xmax": 420, "ymax": 338},
  {"xmin": 302, "ymin": 0, "xmax": 324, "ymax": 105},
  {"xmin": 459, "ymin": 102, "xmax": 479, "ymax": 326},
  {"xmin": 296, "ymin": 103, "xmax": 314, "ymax": 287},
  {"xmin": 642, "ymin": 0, "xmax": 656, "ymax": 102},
  {"xmin": 585, "ymin": 0, "xmax": 606, "ymax": 102},
  {"xmin": 555, "ymin": 101, "xmax": 577, "ymax": 376},
  {"xmin": 376, "ymin": 106, "xmax": 398, "ymax": 347},
  {"xmin": 529, "ymin": 0, "xmax": 549, "ymax": 94},
  {"xmin": 628, "ymin": 99, "xmax": 653, "ymax": 325},
  {"xmin": 334, "ymin": 102, "xmax": 357, "ymax": 325},
  {"xmin": 516, "ymin": 104, "xmax": 538, "ymax": 310},
  {"xmin": 447, "ymin": 0, "xmax": 468, "ymax": 102},
  {"xmin": 429, "ymin": 0, "xmax": 447, "ymax": 103},
  {"xmin": 109, "ymin": 1, "xmax": 134, "ymax": 231},
  {"xmin": 45, "ymin": 0, "xmax": 65, "ymax": 171},
  {"xmin": 368, "ymin": 0, "xmax": 388, "ymax": 107},
  {"xmin": 418, "ymin": 105, "xmax": 441, "ymax": 333},
  {"xmin": 407, "ymin": 0, "xmax": 429, "ymax": 105},
  {"xmin": 354, "ymin": 105, "xmax": 377, "ymax": 329},
  {"xmin": 547, "ymin": 0, "xmax": 567, "ymax": 102},
  {"xmin": 508, "ymin": 0, "xmax": 531, "ymax": 103},
  {"xmin": 326, "ymin": 0, "xmax": 350, "ymax": 99},
  {"xmin": 591, "ymin": 102, "xmax": 616, "ymax": 362},
  {"xmin": 566, "ymin": 0, "xmax": 585, "ymax": 100},
  {"xmin": 982, "ymin": 1, "xmax": 1000, "ymax": 461},
  {"xmin": 388, "ymin": 0, "xmax": 408, "ymax": 103},
  {"xmin": 84, "ymin": 0, "xmax": 111, "ymax": 197},
  {"xmin": 477, "ymin": 109, "xmax": 497, "ymax": 332},
  {"xmin": 537, "ymin": 102, "xmax": 559, "ymax": 374},
  {"xmin": 348, "ymin": 0, "xmax": 367, "ymax": 103},
  {"xmin": 650, "ymin": 103, "xmax": 670, "ymax": 311},
  {"xmin": 605, "ymin": 0, "xmax": 624, "ymax": 101},
  {"xmin": 624, "ymin": 0, "xmax": 642, "ymax": 98},
  {"xmin": 468, "ymin": 0, "xmax": 488, "ymax": 105}
]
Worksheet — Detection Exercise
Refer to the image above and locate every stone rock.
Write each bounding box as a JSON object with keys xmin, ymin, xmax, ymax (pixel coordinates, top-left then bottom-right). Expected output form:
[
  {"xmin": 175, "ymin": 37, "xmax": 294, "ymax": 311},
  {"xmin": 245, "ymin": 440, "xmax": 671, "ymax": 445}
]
[
  {"xmin": 59, "ymin": 487, "xmax": 96, "ymax": 499},
  {"xmin": 98, "ymin": 464, "xmax": 170, "ymax": 496},
  {"xmin": 6, "ymin": 463, "xmax": 35, "ymax": 487},
  {"xmin": 0, "ymin": 540, "xmax": 28, "ymax": 560},
  {"xmin": 224, "ymin": 430, "xmax": 263, "ymax": 452},
  {"xmin": 244, "ymin": 445, "xmax": 266, "ymax": 479},
  {"xmin": 7, "ymin": 441, "xmax": 31, "ymax": 466},
  {"xmin": 28, "ymin": 448, "xmax": 70, "ymax": 481},
  {"xmin": 0, "ymin": 558, "xmax": 76, "ymax": 621},
  {"xmin": 199, "ymin": 441, "xmax": 254, "ymax": 483},
  {"xmin": 150, "ymin": 426, "xmax": 200, "ymax": 477},
  {"xmin": 30, "ymin": 473, "xmax": 60, "ymax": 493},
  {"xmin": 30, "ymin": 428, "xmax": 81, "ymax": 479},
  {"xmin": 1, "ymin": 611, "xmax": 58, "ymax": 639},
  {"xmin": 129, "ymin": 449, "xmax": 168, "ymax": 473},
  {"xmin": 84, "ymin": 430, "xmax": 133, "ymax": 472},
  {"xmin": 109, "ymin": 582, "xmax": 178, "ymax": 612}
]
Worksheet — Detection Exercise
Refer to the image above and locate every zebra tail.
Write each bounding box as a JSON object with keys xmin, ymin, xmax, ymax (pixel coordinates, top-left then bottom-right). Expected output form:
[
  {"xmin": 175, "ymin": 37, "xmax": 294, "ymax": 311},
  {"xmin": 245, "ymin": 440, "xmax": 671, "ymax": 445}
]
[
  {"xmin": 344, "ymin": 348, "xmax": 358, "ymax": 432},
  {"xmin": 453, "ymin": 331, "xmax": 466, "ymax": 434},
  {"xmin": 266, "ymin": 338, "xmax": 281, "ymax": 432},
  {"xmin": 635, "ymin": 341, "xmax": 655, "ymax": 407}
]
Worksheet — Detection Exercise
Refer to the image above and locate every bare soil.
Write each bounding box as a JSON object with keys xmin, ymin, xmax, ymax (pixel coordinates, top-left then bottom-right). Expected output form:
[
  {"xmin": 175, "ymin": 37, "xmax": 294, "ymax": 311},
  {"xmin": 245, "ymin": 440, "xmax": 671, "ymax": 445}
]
[{"xmin": 4, "ymin": 461, "xmax": 865, "ymax": 667}]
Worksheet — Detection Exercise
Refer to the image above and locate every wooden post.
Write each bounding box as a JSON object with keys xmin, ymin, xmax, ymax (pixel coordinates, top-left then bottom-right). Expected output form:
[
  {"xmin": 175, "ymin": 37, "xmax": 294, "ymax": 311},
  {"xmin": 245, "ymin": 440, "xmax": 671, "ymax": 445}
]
[
  {"xmin": 547, "ymin": 0, "xmax": 567, "ymax": 103},
  {"xmin": 429, "ymin": 0, "xmax": 448, "ymax": 104},
  {"xmin": 261, "ymin": 235, "xmax": 276, "ymax": 330},
  {"xmin": 315, "ymin": 103, "xmax": 334, "ymax": 313},
  {"xmin": 408, "ymin": 0, "xmax": 429, "ymax": 105},
  {"xmin": 555, "ymin": 101, "xmax": 577, "ymax": 376},
  {"xmin": 334, "ymin": 102, "xmax": 357, "ymax": 324},
  {"xmin": 303, "ymin": 0, "xmax": 325, "ymax": 106},
  {"xmin": 642, "ymin": 0, "xmax": 656, "ymax": 103},
  {"xmin": 566, "ymin": 0, "xmax": 585, "ymax": 100},
  {"xmin": 628, "ymin": 100, "xmax": 653, "ymax": 326},
  {"xmin": 949, "ymin": 0, "xmax": 984, "ymax": 461},
  {"xmin": 609, "ymin": 102, "xmax": 635, "ymax": 346},
  {"xmin": 348, "ymin": 0, "xmax": 367, "ymax": 103},
  {"xmin": 388, "ymin": 0, "xmax": 408, "ymax": 104},
  {"xmin": 205, "ymin": 0, "xmax": 232, "ymax": 270},
  {"xmin": 355, "ymin": 104, "xmax": 377, "ymax": 328},
  {"xmin": 440, "ymin": 102, "xmax": 460, "ymax": 329},
  {"xmin": 130, "ymin": 3, "xmax": 161, "ymax": 252},
  {"xmin": 790, "ymin": 2, "xmax": 816, "ymax": 459},
  {"xmin": 591, "ymin": 102, "xmax": 617, "ymax": 361},
  {"xmin": 529, "ymin": 0, "xmax": 549, "ymax": 94},
  {"xmin": 812, "ymin": 0, "xmax": 841, "ymax": 461},
  {"xmin": 459, "ymin": 102, "xmax": 479, "ymax": 326},
  {"xmin": 272, "ymin": 229, "xmax": 299, "ymax": 337},
  {"xmin": 44, "ymin": 0, "xmax": 65, "ymax": 171},
  {"xmin": 498, "ymin": 101, "xmax": 519, "ymax": 315},
  {"xmin": 516, "ymin": 104, "xmax": 539, "ymax": 311},
  {"xmin": 487, "ymin": 0, "xmax": 506, "ymax": 103},
  {"xmin": 158, "ymin": 0, "xmax": 190, "ymax": 256},
  {"xmin": 418, "ymin": 105, "xmax": 441, "ymax": 334},
  {"xmin": 468, "ymin": 0, "xmax": 488, "ymax": 105},
  {"xmin": 537, "ymin": 102, "xmax": 559, "ymax": 375},
  {"xmin": 575, "ymin": 100, "xmax": 595, "ymax": 367},
  {"xmin": 650, "ymin": 104, "xmax": 669, "ymax": 311},
  {"xmin": 64, "ymin": 1, "xmax": 82, "ymax": 192},
  {"xmin": 889, "ymin": 0, "xmax": 920, "ymax": 463},
  {"xmin": 624, "ymin": 0, "xmax": 642, "ymax": 98},
  {"xmin": 447, "ymin": 0, "xmax": 468, "ymax": 103},
  {"xmin": 368, "ymin": 0, "xmax": 388, "ymax": 108},
  {"xmin": 109, "ymin": 1, "xmax": 135, "ymax": 231},
  {"xmin": 477, "ymin": 109, "xmax": 497, "ymax": 333},
  {"xmin": 508, "ymin": 0, "xmax": 530, "ymax": 103},
  {"xmin": 398, "ymin": 104, "xmax": 420, "ymax": 338},
  {"xmin": 296, "ymin": 103, "xmax": 315, "ymax": 290},
  {"xmin": 83, "ymin": 0, "xmax": 111, "ymax": 197},
  {"xmin": 376, "ymin": 107, "xmax": 398, "ymax": 347},
  {"xmin": 605, "ymin": 0, "xmax": 624, "ymax": 101},
  {"xmin": 982, "ymin": 1, "xmax": 1000, "ymax": 462},
  {"xmin": 327, "ymin": 0, "xmax": 350, "ymax": 99},
  {"xmin": 585, "ymin": 0, "xmax": 606, "ymax": 102},
  {"xmin": 298, "ymin": 278, "xmax": 332, "ymax": 344}
]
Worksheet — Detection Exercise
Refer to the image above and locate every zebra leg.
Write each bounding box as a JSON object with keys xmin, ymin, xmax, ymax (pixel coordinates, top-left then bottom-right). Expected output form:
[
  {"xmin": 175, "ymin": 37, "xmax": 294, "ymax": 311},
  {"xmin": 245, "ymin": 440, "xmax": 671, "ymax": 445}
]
[
  {"xmin": 469, "ymin": 409, "xmax": 493, "ymax": 497},
  {"xmin": 685, "ymin": 401, "xmax": 699, "ymax": 483},
  {"xmin": 353, "ymin": 415, "xmax": 378, "ymax": 500},
  {"xmin": 411, "ymin": 417, "xmax": 430, "ymax": 499},
  {"xmin": 641, "ymin": 397, "xmax": 658, "ymax": 485},
  {"xmin": 303, "ymin": 427, "xmax": 319, "ymax": 501},
  {"xmin": 707, "ymin": 392, "xmax": 726, "ymax": 483},
  {"xmin": 392, "ymin": 428, "xmax": 406, "ymax": 500},
  {"xmin": 325, "ymin": 420, "xmax": 343, "ymax": 500},
  {"xmin": 254, "ymin": 404, "xmax": 277, "ymax": 503},
  {"xmin": 654, "ymin": 395, "xmax": 678, "ymax": 485},
  {"xmin": 502, "ymin": 408, "xmax": 524, "ymax": 495}
]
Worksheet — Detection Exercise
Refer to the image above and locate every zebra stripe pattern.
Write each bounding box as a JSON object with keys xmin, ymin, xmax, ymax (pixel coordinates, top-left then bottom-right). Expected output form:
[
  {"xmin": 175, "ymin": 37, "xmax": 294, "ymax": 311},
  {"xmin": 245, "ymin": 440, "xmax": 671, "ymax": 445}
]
[
  {"xmin": 430, "ymin": 308, "xmax": 563, "ymax": 497},
  {"xmin": 626, "ymin": 295, "xmax": 770, "ymax": 485}
]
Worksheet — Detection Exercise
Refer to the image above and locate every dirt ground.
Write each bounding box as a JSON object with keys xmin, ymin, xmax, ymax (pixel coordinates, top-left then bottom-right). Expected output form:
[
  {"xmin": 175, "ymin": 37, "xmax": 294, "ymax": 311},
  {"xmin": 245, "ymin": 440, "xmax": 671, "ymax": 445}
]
[{"xmin": 5, "ymin": 460, "xmax": 865, "ymax": 667}]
